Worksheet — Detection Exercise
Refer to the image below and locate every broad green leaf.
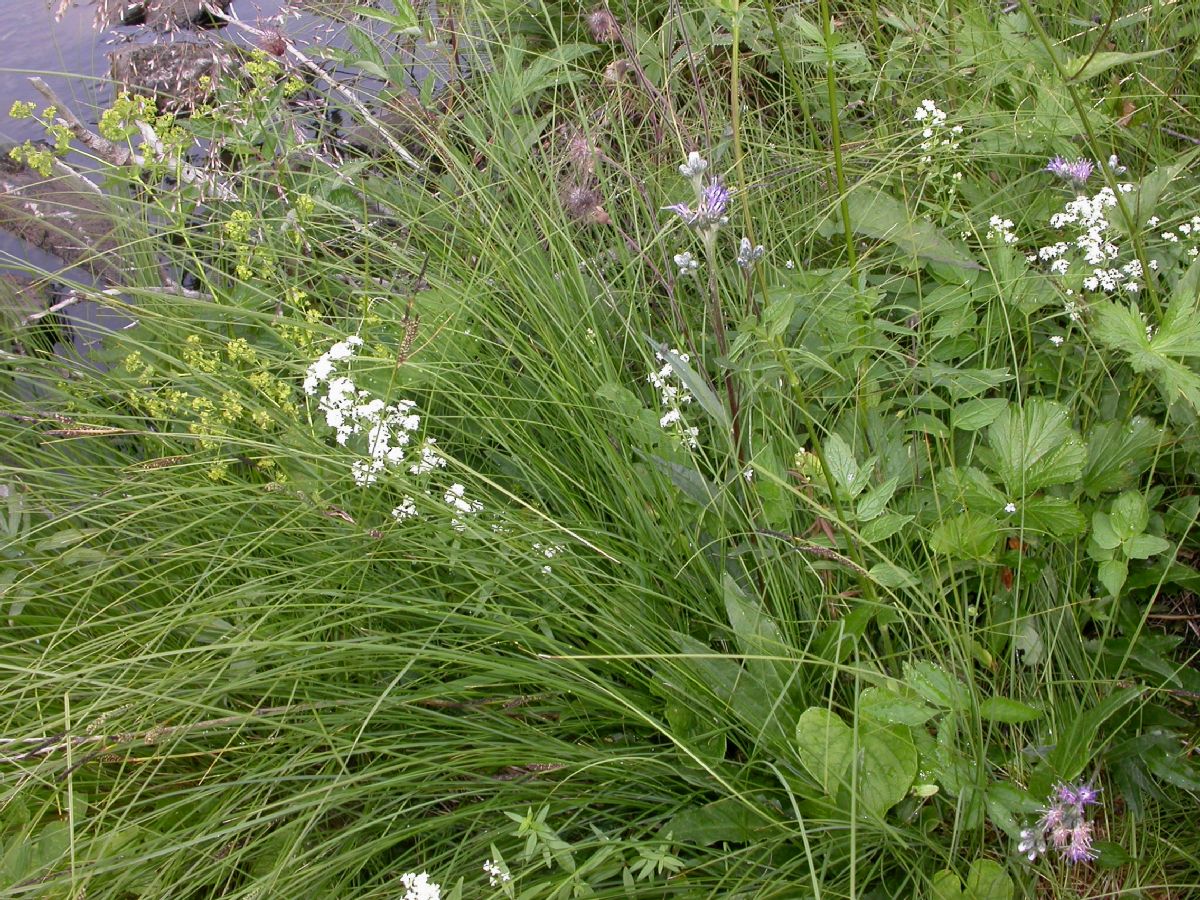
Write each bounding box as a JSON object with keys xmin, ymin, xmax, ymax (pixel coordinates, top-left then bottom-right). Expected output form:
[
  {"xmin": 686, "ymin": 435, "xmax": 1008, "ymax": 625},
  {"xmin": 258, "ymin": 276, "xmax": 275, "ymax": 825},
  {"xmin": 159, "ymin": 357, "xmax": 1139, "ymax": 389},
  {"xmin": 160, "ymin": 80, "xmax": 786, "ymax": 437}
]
[
  {"xmin": 645, "ymin": 453, "xmax": 718, "ymax": 507},
  {"xmin": 859, "ymin": 687, "xmax": 936, "ymax": 725},
  {"xmin": 929, "ymin": 511, "xmax": 1000, "ymax": 560},
  {"xmin": 860, "ymin": 513, "xmax": 912, "ymax": 542},
  {"xmin": 1066, "ymin": 48, "xmax": 1167, "ymax": 81},
  {"xmin": 1094, "ymin": 294, "xmax": 1200, "ymax": 412},
  {"xmin": 931, "ymin": 869, "xmax": 966, "ymax": 900},
  {"xmin": 856, "ymin": 475, "xmax": 899, "ymax": 521},
  {"xmin": 795, "ymin": 708, "xmax": 854, "ymax": 795},
  {"xmin": 1110, "ymin": 491, "xmax": 1150, "ymax": 539},
  {"xmin": 664, "ymin": 699, "xmax": 726, "ymax": 766},
  {"xmin": 665, "ymin": 798, "xmax": 778, "ymax": 845},
  {"xmin": 978, "ymin": 697, "xmax": 1043, "ymax": 723},
  {"xmin": 1082, "ymin": 417, "xmax": 1160, "ymax": 498},
  {"xmin": 842, "ymin": 186, "xmax": 983, "ymax": 270},
  {"xmin": 1125, "ymin": 533, "xmax": 1171, "ymax": 560},
  {"xmin": 823, "ymin": 433, "xmax": 869, "ymax": 498},
  {"xmin": 905, "ymin": 661, "xmax": 969, "ymax": 711},
  {"xmin": 856, "ymin": 723, "xmax": 918, "ymax": 818},
  {"xmin": 987, "ymin": 399, "xmax": 1086, "ymax": 494},
  {"xmin": 1019, "ymin": 497, "xmax": 1086, "ymax": 538},
  {"xmin": 1098, "ymin": 558, "xmax": 1128, "ymax": 597},
  {"xmin": 868, "ymin": 561, "xmax": 919, "ymax": 589},
  {"xmin": 914, "ymin": 363, "xmax": 1013, "ymax": 400},
  {"xmin": 964, "ymin": 859, "xmax": 1014, "ymax": 900},
  {"xmin": 1090, "ymin": 511, "xmax": 1121, "ymax": 551},
  {"xmin": 952, "ymin": 397, "xmax": 1007, "ymax": 431}
]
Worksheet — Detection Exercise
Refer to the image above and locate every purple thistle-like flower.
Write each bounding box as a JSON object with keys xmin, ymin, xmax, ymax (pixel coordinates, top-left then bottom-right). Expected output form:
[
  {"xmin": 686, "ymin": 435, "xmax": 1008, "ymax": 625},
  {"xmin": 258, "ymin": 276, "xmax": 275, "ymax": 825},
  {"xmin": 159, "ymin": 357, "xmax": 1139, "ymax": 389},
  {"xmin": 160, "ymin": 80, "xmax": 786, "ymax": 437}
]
[
  {"xmin": 663, "ymin": 179, "xmax": 730, "ymax": 230},
  {"xmin": 1046, "ymin": 156, "xmax": 1095, "ymax": 186},
  {"xmin": 1065, "ymin": 820, "xmax": 1097, "ymax": 863},
  {"xmin": 1075, "ymin": 783, "xmax": 1102, "ymax": 806}
]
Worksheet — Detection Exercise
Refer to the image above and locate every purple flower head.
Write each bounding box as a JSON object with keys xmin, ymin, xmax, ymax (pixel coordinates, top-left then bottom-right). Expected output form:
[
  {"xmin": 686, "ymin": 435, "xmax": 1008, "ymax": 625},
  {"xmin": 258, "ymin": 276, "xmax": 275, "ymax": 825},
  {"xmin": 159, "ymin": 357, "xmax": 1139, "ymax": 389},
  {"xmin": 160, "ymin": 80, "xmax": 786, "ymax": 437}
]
[
  {"xmin": 1046, "ymin": 156, "xmax": 1095, "ymax": 186},
  {"xmin": 1055, "ymin": 782, "xmax": 1080, "ymax": 806},
  {"xmin": 1065, "ymin": 820, "xmax": 1097, "ymax": 863},
  {"xmin": 663, "ymin": 179, "xmax": 730, "ymax": 230},
  {"xmin": 1075, "ymin": 783, "xmax": 1102, "ymax": 806}
]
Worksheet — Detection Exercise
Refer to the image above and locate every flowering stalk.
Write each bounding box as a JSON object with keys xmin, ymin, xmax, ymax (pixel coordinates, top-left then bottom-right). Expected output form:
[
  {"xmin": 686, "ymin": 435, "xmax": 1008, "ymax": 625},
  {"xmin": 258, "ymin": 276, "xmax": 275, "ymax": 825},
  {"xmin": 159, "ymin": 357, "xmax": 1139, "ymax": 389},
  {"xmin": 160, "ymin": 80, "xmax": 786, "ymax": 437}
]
[{"xmin": 1018, "ymin": 780, "xmax": 1103, "ymax": 865}]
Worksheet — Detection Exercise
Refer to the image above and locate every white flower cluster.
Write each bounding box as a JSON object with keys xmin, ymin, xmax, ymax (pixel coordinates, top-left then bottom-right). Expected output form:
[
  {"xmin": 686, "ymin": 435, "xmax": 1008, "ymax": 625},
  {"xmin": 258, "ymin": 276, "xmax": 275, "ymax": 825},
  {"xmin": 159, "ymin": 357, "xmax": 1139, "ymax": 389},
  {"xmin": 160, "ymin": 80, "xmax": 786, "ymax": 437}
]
[
  {"xmin": 400, "ymin": 871, "xmax": 441, "ymax": 900},
  {"xmin": 444, "ymin": 483, "xmax": 484, "ymax": 531},
  {"xmin": 533, "ymin": 541, "xmax": 566, "ymax": 575},
  {"xmin": 986, "ymin": 215, "xmax": 1018, "ymax": 244},
  {"xmin": 1154, "ymin": 214, "xmax": 1200, "ymax": 258},
  {"xmin": 305, "ymin": 337, "xmax": 484, "ymax": 528},
  {"xmin": 913, "ymin": 99, "xmax": 963, "ymax": 166},
  {"xmin": 648, "ymin": 348, "xmax": 699, "ymax": 449},
  {"xmin": 483, "ymin": 859, "xmax": 511, "ymax": 887},
  {"xmin": 305, "ymin": 336, "xmax": 444, "ymax": 486},
  {"xmin": 1031, "ymin": 182, "xmax": 1144, "ymax": 310},
  {"xmin": 673, "ymin": 250, "xmax": 699, "ymax": 276}
]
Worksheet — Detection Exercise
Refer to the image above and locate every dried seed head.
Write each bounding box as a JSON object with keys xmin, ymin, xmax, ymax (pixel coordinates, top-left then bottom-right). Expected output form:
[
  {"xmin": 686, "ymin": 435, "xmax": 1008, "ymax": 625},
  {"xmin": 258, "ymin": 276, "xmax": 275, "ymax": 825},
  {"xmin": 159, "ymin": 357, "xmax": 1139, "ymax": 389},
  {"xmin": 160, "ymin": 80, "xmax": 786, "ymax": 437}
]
[
  {"xmin": 561, "ymin": 183, "xmax": 607, "ymax": 224},
  {"xmin": 259, "ymin": 29, "xmax": 288, "ymax": 58},
  {"xmin": 565, "ymin": 127, "xmax": 599, "ymax": 174},
  {"xmin": 586, "ymin": 6, "xmax": 622, "ymax": 42}
]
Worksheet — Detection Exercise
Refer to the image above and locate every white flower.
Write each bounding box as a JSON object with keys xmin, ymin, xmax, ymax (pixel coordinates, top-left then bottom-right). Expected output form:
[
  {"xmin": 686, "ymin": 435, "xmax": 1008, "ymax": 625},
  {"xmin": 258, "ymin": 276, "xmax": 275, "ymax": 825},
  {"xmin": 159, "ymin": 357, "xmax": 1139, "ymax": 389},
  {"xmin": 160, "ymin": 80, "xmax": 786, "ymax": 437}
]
[
  {"xmin": 400, "ymin": 872, "xmax": 441, "ymax": 900},
  {"xmin": 673, "ymin": 251, "xmax": 699, "ymax": 276},
  {"xmin": 1004, "ymin": 502, "xmax": 1017, "ymax": 514},
  {"xmin": 742, "ymin": 467, "xmax": 754, "ymax": 482},
  {"xmin": 483, "ymin": 860, "xmax": 510, "ymax": 887},
  {"xmin": 392, "ymin": 497, "xmax": 419, "ymax": 521},
  {"xmin": 785, "ymin": 258, "xmax": 795, "ymax": 269},
  {"xmin": 678, "ymin": 151, "xmax": 708, "ymax": 179},
  {"xmin": 1049, "ymin": 335, "xmax": 1065, "ymax": 346}
]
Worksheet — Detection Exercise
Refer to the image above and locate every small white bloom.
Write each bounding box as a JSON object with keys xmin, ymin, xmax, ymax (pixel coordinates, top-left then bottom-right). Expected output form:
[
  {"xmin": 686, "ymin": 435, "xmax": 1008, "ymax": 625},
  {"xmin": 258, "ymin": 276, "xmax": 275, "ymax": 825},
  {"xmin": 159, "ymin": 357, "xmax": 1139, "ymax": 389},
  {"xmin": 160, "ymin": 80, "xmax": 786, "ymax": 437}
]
[
  {"xmin": 392, "ymin": 497, "xmax": 419, "ymax": 521},
  {"xmin": 400, "ymin": 871, "xmax": 441, "ymax": 900},
  {"xmin": 1004, "ymin": 502, "xmax": 1017, "ymax": 514},
  {"xmin": 1049, "ymin": 335, "xmax": 1065, "ymax": 346},
  {"xmin": 678, "ymin": 151, "xmax": 708, "ymax": 179},
  {"xmin": 483, "ymin": 860, "xmax": 510, "ymax": 887},
  {"xmin": 673, "ymin": 251, "xmax": 699, "ymax": 276},
  {"xmin": 785, "ymin": 258, "xmax": 795, "ymax": 269}
]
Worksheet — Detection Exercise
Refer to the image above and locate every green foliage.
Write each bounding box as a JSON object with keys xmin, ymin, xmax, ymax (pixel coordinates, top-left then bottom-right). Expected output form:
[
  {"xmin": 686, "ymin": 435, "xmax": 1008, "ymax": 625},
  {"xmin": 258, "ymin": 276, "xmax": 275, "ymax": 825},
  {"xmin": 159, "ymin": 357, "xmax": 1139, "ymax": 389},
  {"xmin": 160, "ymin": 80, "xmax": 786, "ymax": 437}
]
[{"xmin": 2, "ymin": 0, "xmax": 1200, "ymax": 896}]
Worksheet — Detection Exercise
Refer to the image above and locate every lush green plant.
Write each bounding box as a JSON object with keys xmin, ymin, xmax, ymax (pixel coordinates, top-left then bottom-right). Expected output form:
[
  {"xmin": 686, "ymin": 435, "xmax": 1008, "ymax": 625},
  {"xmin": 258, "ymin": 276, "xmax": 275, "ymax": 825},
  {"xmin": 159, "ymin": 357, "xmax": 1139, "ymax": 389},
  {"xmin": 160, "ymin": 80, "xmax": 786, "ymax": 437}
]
[{"xmin": 2, "ymin": 0, "xmax": 1200, "ymax": 897}]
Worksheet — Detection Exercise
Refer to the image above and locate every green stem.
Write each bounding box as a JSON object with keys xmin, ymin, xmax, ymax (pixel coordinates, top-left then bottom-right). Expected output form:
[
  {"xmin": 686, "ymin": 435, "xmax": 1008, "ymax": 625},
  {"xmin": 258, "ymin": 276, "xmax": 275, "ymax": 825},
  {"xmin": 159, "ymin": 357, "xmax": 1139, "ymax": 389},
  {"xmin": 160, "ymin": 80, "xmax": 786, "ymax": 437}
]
[{"xmin": 819, "ymin": 0, "xmax": 858, "ymax": 275}]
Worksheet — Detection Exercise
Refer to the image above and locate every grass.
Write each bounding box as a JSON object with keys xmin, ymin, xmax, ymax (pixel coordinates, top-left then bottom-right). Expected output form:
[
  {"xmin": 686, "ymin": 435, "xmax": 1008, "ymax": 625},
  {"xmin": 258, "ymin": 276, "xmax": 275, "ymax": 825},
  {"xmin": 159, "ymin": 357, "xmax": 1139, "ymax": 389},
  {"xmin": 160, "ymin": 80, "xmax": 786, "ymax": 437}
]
[{"xmin": 2, "ymin": 0, "xmax": 1200, "ymax": 896}]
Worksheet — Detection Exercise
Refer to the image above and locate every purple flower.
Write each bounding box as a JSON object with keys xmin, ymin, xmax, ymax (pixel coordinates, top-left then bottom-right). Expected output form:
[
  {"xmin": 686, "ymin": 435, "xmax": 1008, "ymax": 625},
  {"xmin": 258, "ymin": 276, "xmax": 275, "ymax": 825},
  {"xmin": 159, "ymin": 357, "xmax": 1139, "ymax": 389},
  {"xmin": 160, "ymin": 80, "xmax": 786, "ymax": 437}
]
[
  {"xmin": 1065, "ymin": 821, "xmax": 1097, "ymax": 862},
  {"xmin": 664, "ymin": 179, "xmax": 729, "ymax": 230},
  {"xmin": 1046, "ymin": 156, "xmax": 1095, "ymax": 186},
  {"xmin": 1019, "ymin": 778, "xmax": 1106, "ymax": 866}
]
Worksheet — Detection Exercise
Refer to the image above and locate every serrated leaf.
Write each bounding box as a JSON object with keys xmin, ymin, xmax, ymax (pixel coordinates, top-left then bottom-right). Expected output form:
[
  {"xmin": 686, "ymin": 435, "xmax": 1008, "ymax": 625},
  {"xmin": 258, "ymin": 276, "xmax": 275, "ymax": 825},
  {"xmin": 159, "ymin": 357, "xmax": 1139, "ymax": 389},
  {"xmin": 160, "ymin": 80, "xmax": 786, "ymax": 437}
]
[
  {"xmin": 823, "ymin": 433, "xmax": 865, "ymax": 498},
  {"xmin": 978, "ymin": 697, "xmax": 1043, "ymax": 723},
  {"xmin": 1019, "ymin": 497, "xmax": 1086, "ymax": 538},
  {"xmin": 842, "ymin": 186, "xmax": 983, "ymax": 270},
  {"xmin": 929, "ymin": 512, "xmax": 1000, "ymax": 560},
  {"xmin": 987, "ymin": 399, "xmax": 1086, "ymax": 495},
  {"xmin": 914, "ymin": 363, "xmax": 1013, "ymax": 400},
  {"xmin": 1082, "ymin": 417, "xmax": 1160, "ymax": 498}
]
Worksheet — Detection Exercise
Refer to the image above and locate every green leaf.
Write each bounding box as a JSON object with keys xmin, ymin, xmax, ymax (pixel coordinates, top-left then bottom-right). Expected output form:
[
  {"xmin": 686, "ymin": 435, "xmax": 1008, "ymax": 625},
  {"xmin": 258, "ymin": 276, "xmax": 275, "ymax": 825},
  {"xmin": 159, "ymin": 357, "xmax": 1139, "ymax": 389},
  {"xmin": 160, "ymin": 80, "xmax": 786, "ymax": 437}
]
[
  {"xmin": 1109, "ymin": 491, "xmax": 1150, "ymax": 539},
  {"xmin": 951, "ymin": 398, "xmax": 1008, "ymax": 431},
  {"xmin": 963, "ymin": 858, "xmax": 1014, "ymax": 900},
  {"xmin": 664, "ymin": 798, "xmax": 778, "ymax": 845},
  {"xmin": 978, "ymin": 697, "xmax": 1043, "ymax": 723},
  {"xmin": 1094, "ymin": 294, "xmax": 1200, "ymax": 412},
  {"xmin": 856, "ymin": 723, "xmax": 918, "ymax": 818},
  {"xmin": 842, "ymin": 186, "xmax": 983, "ymax": 270},
  {"xmin": 929, "ymin": 512, "xmax": 1000, "ymax": 560},
  {"xmin": 859, "ymin": 687, "xmax": 937, "ymax": 725},
  {"xmin": 987, "ymin": 399, "xmax": 1086, "ymax": 495},
  {"xmin": 905, "ymin": 661, "xmax": 969, "ymax": 711},
  {"xmin": 795, "ymin": 708, "xmax": 854, "ymax": 795},
  {"xmin": 867, "ymin": 561, "xmax": 919, "ymax": 588},
  {"xmin": 823, "ymin": 433, "xmax": 870, "ymax": 498},
  {"xmin": 1098, "ymin": 558, "xmax": 1128, "ymax": 597},
  {"xmin": 856, "ymin": 476, "xmax": 899, "ymax": 521},
  {"xmin": 1082, "ymin": 417, "xmax": 1160, "ymax": 498},
  {"xmin": 1125, "ymin": 533, "xmax": 1171, "ymax": 560},
  {"xmin": 931, "ymin": 869, "xmax": 966, "ymax": 900},
  {"xmin": 1066, "ymin": 48, "xmax": 1167, "ymax": 81},
  {"xmin": 1044, "ymin": 687, "xmax": 1141, "ymax": 785},
  {"xmin": 1091, "ymin": 512, "xmax": 1122, "ymax": 551},
  {"xmin": 914, "ymin": 363, "xmax": 1014, "ymax": 401},
  {"xmin": 860, "ymin": 513, "xmax": 912, "ymax": 542},
  {"xmin": 1019, "ymin": 497, "xmax": 1086, "ymax": 538}
]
